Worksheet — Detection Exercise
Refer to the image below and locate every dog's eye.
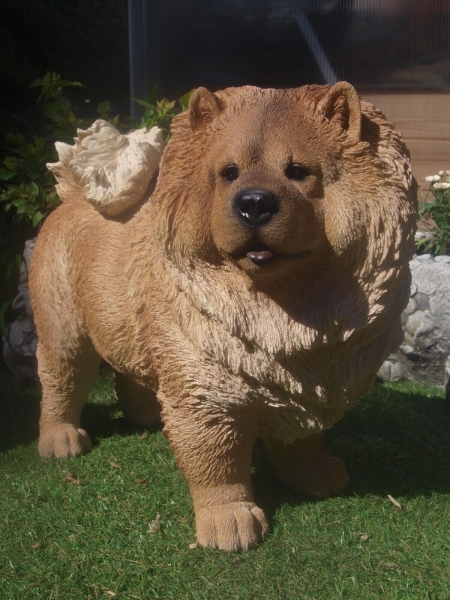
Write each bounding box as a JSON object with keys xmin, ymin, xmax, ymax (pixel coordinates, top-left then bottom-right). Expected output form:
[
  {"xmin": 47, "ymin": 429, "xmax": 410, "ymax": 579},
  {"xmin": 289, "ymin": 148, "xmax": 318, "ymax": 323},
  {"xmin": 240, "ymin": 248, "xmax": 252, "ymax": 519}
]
[
  {"xmin": 222, "ymin": 165, "xmax": 239, "ymax": 182},
  {"xmin": 285, "ymin": 163, "xmax": 309, "ymax": 181}
]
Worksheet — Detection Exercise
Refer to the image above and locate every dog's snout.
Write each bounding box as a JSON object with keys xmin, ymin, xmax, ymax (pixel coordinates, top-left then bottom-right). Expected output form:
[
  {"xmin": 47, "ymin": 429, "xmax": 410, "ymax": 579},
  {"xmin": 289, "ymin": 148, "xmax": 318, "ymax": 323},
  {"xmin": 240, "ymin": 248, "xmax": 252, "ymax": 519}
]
[{"xmin": 234, "ymin": 189, "xmax": 278, "ymax": 226}]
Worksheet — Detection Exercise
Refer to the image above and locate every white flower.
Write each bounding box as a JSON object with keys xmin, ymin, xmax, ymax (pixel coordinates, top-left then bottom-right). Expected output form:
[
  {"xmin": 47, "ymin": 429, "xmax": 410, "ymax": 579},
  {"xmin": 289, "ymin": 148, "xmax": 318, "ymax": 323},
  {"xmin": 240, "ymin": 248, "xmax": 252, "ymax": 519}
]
[
  {"xmin": 433, "ymin": 182, "xmax": 450, "ymax": 190},
  {"xmin": 439, "ymin": 170, "xmax": 444, "ymax": 176},
  {"xmin": 426, "ymin": 175, "xmax": 441, "ymax": 182}
]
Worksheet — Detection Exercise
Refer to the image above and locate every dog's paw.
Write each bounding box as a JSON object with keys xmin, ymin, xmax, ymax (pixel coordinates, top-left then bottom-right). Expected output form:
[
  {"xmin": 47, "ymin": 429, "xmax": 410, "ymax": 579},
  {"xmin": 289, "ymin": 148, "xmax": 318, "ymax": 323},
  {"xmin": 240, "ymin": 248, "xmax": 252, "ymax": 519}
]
[
  {"xmin": 195, "ymin": 501, "xmax": 269, "ymax": 551},
  {"xmin": 38, "ymin": 426, "xmax": 92, "ymax": 458}
]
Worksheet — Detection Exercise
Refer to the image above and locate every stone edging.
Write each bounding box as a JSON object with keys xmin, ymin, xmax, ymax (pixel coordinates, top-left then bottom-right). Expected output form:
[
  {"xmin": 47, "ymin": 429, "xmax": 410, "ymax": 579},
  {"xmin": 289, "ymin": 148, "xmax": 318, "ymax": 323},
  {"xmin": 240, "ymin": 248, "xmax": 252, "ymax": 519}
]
[{"xmin": 378, "ymin": 251, "xmax": 450, "ymax": 386}]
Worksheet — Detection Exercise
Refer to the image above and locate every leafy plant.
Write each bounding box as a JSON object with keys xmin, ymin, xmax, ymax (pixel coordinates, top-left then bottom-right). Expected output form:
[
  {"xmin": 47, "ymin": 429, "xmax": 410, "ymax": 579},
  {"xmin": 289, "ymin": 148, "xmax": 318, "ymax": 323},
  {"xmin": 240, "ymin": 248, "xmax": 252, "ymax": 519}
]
[
  {"xmin": 417, "ymin": 170, "xmax": 450, "ymax": 255},
  {"xmin": 0, "ymin": 251, "xmax": 22, "ymax": 337},
  {"xmin": 97, "ymin": 101, "xmax": 121, "ymax": 128},
  {"xmin": 0, "ymin": 73, "xmax": 88, "ymax": 228},
  {"xmin": 133, "ymin": 85, "xmax": 192, "ymax": 140},
  {"xmin": 0, "ymin": 132, "xmax": 61, "ymax": 227},
  {"xmin": 30, "ymin": 72, "xmax": 86, "ymax": 137},
  {"xmin": 0, "ymin": 73, "xmax": 87, "ymax": 334}
]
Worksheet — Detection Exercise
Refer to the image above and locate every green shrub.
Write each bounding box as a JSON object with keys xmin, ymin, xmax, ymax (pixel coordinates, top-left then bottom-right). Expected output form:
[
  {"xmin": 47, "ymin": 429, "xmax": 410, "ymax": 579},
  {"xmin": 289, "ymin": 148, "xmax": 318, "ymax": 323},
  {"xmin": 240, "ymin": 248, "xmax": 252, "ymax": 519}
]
[
  {"xmin": 133, "ymin": 84, "xmax": 192, "ymax": 139},
  {"xmin": 417, "ymin": 170, "xmax": 450, "ymax": 255}
]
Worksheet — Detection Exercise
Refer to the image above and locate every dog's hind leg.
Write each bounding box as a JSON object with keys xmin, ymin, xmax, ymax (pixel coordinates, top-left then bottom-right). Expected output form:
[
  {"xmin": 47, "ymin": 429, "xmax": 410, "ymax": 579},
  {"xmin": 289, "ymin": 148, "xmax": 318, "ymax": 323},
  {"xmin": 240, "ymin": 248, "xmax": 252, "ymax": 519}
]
[
  {"xmin": 114, "ymin": 371, "xmax": 162, "ymax": 427},
  {"xmin": 30, "ymin": 218, "xmax": 103, "ymax": 457},
  {"xmin": 37, "ymin": 336, "xmax": 101, "ymax": 458},
  {"xmin": 264, "ymin": 431, "xmax": 349, "ymax": 499}
]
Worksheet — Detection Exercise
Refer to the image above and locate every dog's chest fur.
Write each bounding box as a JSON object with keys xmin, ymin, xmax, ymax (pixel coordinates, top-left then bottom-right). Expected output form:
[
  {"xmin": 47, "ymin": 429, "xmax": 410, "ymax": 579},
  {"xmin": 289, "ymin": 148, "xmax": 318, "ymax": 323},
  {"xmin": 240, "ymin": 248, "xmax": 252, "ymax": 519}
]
[{"xmin": 136, "ymin": 254, "xmax": 382, "ymax": 441}]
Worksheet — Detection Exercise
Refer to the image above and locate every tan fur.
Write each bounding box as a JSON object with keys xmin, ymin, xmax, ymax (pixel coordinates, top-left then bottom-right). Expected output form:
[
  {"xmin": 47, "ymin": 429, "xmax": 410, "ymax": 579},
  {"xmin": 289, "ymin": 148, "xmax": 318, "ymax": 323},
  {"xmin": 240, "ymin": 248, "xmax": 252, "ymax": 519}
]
[{"xmin": 29, "ymin": 83, "xmax": 417, "ymax": 551}]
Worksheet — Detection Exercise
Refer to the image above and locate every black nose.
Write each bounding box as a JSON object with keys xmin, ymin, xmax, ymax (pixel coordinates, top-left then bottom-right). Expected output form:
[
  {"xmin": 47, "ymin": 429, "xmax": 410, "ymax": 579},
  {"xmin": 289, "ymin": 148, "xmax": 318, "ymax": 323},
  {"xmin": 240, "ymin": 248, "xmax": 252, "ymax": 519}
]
[{"xmin": 234, "ymin": 189, "xmax": 278, "ymax": 226}]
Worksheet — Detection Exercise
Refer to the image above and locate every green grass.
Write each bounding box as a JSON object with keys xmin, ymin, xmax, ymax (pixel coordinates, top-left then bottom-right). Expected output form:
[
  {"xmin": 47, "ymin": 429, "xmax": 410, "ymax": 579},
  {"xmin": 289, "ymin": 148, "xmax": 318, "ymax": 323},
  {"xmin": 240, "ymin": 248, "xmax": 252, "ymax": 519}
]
[{"xmin": 1, "ymin": 367, "xmax": 450, "ymax": 599}]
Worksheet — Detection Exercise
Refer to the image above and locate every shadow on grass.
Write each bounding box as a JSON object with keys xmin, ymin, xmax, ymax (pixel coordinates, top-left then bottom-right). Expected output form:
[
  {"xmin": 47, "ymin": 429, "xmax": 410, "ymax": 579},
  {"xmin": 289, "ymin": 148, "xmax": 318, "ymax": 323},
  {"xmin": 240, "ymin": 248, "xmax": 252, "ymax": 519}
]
[
  {"xmin": 0, "ymin": 367, "xmax": 41, "ymax": 452},
  {"xmin": 0, "ymin": 366, "xmax": 159, "ymax": 452},
  {"xmin": 328, "ymin": 384, "xmax": 450, "ymax": 498},
  {"xmin": 1, "ymin": 364, "xmax": 449, "ymax": 521},
  {"xmin": 252, "ymin": 384, "xmax": 450, "ymax": 527},
  {"xmin": 81, "ymin": 400, "xmax": 163, "ymax": 448}
]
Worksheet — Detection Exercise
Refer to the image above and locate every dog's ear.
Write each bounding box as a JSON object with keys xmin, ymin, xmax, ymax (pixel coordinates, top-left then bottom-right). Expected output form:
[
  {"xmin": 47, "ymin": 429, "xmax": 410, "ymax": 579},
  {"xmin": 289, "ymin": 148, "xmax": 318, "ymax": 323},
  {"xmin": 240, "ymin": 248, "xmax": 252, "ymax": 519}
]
[
  {"xmin": 189, "ymin": 87, "xmax": 225, "ymax": 131},
  {"xmin": 317, "ymin": 82, "xmax": 361, "ymax": 142}
]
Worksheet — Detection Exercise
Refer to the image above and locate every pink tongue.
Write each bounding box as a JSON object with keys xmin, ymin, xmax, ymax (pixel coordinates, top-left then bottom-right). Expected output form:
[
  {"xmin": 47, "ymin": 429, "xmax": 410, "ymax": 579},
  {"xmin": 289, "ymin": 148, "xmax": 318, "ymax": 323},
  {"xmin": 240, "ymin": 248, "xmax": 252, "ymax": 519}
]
[{"xmin": 247, "ymin": 250, "xmax": 274, "ymax": 264}]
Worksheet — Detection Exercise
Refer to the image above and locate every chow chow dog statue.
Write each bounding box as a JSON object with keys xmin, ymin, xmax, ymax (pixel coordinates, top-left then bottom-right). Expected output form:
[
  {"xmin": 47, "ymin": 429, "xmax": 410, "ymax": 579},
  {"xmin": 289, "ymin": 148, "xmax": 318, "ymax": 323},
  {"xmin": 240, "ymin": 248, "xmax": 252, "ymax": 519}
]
[{"xmin": 29, "ymin": 82, "xmax": 417, "ymax": 551}]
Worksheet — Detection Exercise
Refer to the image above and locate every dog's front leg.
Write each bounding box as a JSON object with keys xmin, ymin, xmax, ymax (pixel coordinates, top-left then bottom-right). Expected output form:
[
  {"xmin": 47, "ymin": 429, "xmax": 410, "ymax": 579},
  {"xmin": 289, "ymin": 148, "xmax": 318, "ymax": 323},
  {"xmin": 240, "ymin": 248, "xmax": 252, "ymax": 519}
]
[{"xmin": 162, "ymin": 403, "xmax": 269, "ymax": 551}]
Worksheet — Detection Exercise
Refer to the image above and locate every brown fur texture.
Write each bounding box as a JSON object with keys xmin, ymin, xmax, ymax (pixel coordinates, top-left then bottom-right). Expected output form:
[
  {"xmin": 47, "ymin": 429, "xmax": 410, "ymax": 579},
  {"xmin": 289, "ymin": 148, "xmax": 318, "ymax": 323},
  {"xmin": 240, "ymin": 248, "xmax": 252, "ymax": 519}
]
[{"xmin": 29, "ymin": 83, "xmax": 417, "ymax": 551}]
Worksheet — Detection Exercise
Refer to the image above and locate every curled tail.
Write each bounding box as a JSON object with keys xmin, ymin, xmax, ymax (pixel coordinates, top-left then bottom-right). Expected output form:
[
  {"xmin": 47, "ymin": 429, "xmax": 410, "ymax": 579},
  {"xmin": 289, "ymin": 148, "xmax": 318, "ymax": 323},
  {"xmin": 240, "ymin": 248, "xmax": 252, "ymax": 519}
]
[{"xmin": 47, "ymin": 120, "xmax": 165, "ymax": 216}]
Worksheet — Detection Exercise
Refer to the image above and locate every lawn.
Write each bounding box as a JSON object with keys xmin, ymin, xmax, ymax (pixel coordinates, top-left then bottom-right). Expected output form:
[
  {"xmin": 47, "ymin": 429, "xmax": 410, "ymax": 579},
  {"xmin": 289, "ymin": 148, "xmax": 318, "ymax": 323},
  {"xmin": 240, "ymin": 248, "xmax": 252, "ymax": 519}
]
[{"xmin": 1, "ymin": 367, "xmax": 449, "ymax": 599}]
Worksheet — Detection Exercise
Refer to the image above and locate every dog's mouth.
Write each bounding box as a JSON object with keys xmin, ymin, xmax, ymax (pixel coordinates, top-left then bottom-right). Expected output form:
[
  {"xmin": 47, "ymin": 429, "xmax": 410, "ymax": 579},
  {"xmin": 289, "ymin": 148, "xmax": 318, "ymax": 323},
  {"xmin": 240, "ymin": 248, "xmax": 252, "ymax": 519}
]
[
  {"xmin": 246, "ymin": 242, "xmax": 275, "ymax": 264},
  {"xmin": 230, "ymin": 242, "xmax": 313, "ymax": 268}
]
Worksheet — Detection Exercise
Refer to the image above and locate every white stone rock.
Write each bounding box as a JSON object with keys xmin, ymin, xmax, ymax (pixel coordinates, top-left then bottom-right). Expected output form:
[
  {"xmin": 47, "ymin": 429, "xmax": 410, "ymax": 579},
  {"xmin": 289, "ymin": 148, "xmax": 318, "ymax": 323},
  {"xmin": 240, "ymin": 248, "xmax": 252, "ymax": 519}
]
[
  {"xmin": 415, "ymin": 231, "xmax": 432, "ymax": 239},
  {"xmin": 435, "ymin": 255, "xmax": 450, "ymax": 263},
  {"xmin": 410, "ymin": 261, "xmax": 438, "ymax": 296},
  {"xmin": 429, "ymin": 287, "xmax": 450, "ymax": 315},
  {"xmin": 414, "ymin": 292, "xmax": 430, "ymax": 311},
  {"xmin": 445, "ymin": 356, "xmax": 450, "ymax": 388},
  {"xmin": 404, "ymin": 297, "xmax": 418, "ymax": 315},
  {"xmin": 403, "ymin": 330, "xmax": 415, "ymax": 347},
  {"xmin": 404, "ymin": 310, "xmax": 424, "ymax": 336},
  {"xmin": 390, "ymin": 257, "xmax": 450, "ymax": 385},
  {"xmin": 377, "ymin": 360, "xmax": 391, "ymax": 381},
  {"xmin": 399, "ymin": 343, "xmax": 415, "ymax": 355},
  {"xmin": 416, "ymin": 253, "xmax": 434, "ymax": 262},
  {"xmin": 390, "ymin": 361, "xmax": 406, "ymax": 381}
]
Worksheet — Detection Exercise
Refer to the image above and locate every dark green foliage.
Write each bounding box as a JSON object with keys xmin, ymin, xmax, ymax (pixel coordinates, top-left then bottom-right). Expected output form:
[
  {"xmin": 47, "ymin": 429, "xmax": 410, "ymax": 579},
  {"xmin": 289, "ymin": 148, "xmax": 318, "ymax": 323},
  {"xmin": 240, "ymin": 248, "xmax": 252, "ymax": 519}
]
[
  {"xmin": 132, "ymin": 85, "xmax": 192, "ymax": 140},
  {"xmin": 417, "ymin": 172, "xmax": 450, "ymax": 255},
  {"xmin": 0, "ymin": 73, "xmax": 191, "ymax": 229},
  {"xmin": 0, "ymin": 73, "xmax": 94, "ymax": 332},
  {"xmin": 0, "ymin": 132, "xmax": 60, "ymax": 228}
]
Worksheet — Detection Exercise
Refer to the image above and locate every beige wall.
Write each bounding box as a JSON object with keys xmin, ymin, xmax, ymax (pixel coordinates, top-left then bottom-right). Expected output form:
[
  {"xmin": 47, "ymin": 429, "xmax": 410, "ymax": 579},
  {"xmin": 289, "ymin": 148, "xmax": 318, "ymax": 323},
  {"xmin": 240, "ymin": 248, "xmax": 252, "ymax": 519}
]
[{"xmin": 362, "ymin": 93, "xmax": 450, "ymax": 192}]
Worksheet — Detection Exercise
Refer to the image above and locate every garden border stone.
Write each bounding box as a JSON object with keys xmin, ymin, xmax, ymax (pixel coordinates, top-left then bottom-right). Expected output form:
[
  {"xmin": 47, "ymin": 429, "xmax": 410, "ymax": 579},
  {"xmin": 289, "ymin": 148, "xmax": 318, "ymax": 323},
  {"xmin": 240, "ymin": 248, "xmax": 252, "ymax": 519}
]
[{"xmin": 378, "ymin": 253, "xmax": 450, "ymax": 387}]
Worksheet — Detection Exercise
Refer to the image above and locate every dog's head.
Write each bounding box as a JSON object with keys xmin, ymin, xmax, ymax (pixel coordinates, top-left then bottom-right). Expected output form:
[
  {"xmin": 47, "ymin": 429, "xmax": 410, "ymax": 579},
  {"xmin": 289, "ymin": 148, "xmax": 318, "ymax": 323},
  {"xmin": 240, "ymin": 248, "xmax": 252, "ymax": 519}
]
[{"xmin": 155, "ymin": 83, "xmax": 416, "ymax": 289}]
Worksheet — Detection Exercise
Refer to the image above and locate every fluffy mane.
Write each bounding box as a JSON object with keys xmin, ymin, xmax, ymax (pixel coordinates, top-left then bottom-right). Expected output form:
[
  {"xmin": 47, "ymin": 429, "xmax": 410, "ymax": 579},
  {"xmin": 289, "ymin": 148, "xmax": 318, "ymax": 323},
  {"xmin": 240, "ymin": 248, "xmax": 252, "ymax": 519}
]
[{"xmin": 150, "ymin": 85, "xmax": 416, "ymax": 341}]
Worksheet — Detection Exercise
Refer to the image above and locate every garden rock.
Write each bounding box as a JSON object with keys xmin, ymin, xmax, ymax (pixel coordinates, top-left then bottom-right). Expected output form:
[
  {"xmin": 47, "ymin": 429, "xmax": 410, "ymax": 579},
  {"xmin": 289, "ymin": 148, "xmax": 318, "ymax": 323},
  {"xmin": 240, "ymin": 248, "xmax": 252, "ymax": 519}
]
[
  {"xmin": 2, "ymin": 238, "xmax": 39, "ymax": 386},
  {"xmin": 378, "ymin": 253, "xmax": 450, "ymax": 386}
]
